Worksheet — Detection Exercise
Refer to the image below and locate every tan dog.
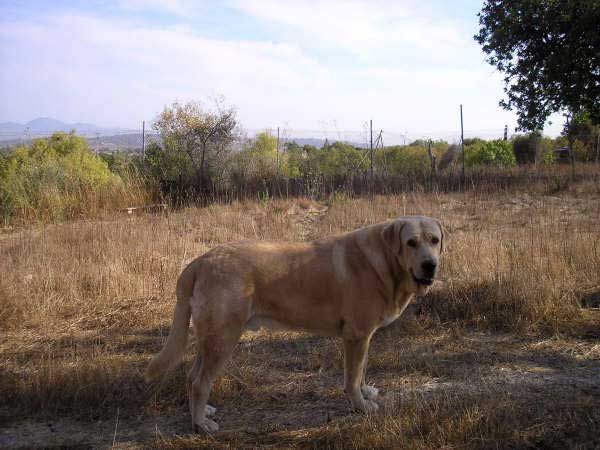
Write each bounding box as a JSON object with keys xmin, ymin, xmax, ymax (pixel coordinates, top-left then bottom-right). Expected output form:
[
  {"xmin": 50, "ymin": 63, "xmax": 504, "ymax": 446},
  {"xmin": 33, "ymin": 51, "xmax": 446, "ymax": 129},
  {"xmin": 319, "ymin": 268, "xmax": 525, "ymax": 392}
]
[{"xmin": 146, "ymin": 215, "xmax": 446, "ymax": 433}]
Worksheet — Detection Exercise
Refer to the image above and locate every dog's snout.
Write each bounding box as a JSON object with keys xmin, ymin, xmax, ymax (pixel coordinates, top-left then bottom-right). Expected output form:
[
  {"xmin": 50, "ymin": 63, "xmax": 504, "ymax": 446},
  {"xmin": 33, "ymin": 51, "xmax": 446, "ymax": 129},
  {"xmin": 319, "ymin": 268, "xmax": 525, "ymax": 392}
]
[{"xmin": 421, "ymin": 260, "xmax": 437, "ymax": 277}]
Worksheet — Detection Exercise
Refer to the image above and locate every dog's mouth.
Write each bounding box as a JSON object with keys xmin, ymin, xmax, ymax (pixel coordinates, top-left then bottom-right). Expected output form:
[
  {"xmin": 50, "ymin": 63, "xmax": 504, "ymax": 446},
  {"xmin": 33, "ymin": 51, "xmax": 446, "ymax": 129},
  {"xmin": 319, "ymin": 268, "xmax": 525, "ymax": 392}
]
[{"xmin": 410, "ymin": 270, "xmax": 434, "ymax": 286}]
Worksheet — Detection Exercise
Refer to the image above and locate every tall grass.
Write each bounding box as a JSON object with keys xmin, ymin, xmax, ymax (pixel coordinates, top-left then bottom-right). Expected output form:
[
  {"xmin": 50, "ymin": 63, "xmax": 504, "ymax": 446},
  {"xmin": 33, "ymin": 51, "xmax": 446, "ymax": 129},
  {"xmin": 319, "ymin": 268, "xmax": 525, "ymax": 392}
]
[{"xmin": 1, "ymin": 177, "xmax": 599, "ymax": 448}]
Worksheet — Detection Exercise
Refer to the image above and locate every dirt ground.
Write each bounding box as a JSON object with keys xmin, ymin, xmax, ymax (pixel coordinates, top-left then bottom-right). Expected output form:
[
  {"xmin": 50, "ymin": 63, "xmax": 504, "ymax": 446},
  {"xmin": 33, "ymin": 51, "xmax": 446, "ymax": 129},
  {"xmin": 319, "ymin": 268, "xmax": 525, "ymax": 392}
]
[{"xmin": 2, "ymin": 320, "xmax": 600, "ymax": 449}]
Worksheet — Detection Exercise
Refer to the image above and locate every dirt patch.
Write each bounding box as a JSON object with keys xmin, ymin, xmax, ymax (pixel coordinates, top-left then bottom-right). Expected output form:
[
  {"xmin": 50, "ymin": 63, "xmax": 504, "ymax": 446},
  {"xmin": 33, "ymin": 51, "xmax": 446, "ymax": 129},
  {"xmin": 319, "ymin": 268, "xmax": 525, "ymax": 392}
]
[{"xmin": 2, "ymin": 330, "xmax": 599, "ymax": 449}]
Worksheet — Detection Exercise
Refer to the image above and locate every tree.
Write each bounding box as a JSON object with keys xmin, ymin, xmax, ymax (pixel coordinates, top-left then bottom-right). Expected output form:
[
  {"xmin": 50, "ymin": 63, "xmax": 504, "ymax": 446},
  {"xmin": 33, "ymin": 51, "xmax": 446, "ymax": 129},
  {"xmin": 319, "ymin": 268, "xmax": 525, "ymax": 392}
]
[
  {"xmin": 512, "ymin": 134, "xmax": 534, "ymax": 164},
  {"xmin": 563, "ymin": 110, "xmax": 600, "ymax": 161},
  {"xmin": 475, "ymin": 0, "xmax": 600, "ymax": 130},
  {"xmin": 153, "ymin": 100, "xmax": 237, "ymax": 194}
]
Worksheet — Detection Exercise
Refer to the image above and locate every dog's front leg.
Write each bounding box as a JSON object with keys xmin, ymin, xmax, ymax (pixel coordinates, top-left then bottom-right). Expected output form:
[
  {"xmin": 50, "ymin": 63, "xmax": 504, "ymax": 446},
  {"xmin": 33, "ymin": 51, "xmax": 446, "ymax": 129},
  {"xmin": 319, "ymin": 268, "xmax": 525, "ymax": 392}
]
[
  {"xmin": 343, "ymin": 336, "xmax": 378, "ymax": 413},
  {"xmin": 361, "ymin": 362, "xmax": 379, "ymax": 401}
]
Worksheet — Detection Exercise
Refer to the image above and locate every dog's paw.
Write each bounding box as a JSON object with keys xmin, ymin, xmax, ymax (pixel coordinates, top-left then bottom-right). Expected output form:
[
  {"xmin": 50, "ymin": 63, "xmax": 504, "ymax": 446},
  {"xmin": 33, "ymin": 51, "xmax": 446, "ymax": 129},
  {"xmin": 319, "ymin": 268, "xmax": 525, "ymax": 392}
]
[
  {"xmin": 363, "ymin": 399, "xmax": 379, "ymax": 413},
  {"xmin": 361, "ymin": 385, "xmax": 379, "ymax": 401},
  {"xmin": 205, "ymin": 404, "xmax": 217, "ymax": 416},
  {"xmin": 194, "ymin": 418, "xmax": 219, "ymax": 434},
  {"xmin": 351, "ymin": 397, "xmax": 379, "ymax": 413}
]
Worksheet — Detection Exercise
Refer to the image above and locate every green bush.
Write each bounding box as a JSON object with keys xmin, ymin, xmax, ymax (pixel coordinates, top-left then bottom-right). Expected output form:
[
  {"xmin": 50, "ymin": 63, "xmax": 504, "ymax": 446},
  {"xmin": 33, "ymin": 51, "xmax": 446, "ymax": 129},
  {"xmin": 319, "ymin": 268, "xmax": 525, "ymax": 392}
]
[
  {"xmin": 465, "ymin": 140, "xmax": 516, "ymax": 167},
  {"xmin": 378, "ymin": 143, "xmax": 445, "ymax": 175},
  {"xmin": 0, "ymin": 132, "xmax": 139, "ymax": 224},
  {"xmin": 512, "ymin": 134, "xmax": 539, "ymax": 164}
]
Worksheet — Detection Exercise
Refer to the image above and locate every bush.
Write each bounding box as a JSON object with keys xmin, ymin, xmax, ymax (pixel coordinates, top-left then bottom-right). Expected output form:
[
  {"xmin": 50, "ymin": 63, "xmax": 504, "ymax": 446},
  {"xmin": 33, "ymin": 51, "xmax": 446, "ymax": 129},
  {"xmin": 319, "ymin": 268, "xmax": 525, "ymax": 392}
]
[
  {"xmin": 512, "ymin": 133, "xmax": 539, "ymax": 164},
  {"xmin": 0, "ymin": 132, "xmax": 147, "ymax": 224},
  {"xmin": 379, "ymin": 144, "xmax": 442, "ymax": 175},
  {"xmin": 465, "ymin": 140, "xmax": 516, "ymax": 167}
]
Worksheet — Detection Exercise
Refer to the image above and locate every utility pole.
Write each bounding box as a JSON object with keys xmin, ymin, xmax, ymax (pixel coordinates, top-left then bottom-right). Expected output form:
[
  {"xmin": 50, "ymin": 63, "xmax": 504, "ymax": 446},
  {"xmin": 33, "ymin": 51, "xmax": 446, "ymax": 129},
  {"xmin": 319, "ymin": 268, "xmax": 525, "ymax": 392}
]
[
  {"xmin": 370, "ymin": 119, "xmax": 373, "ymax": 180},
  {"xmin": 427, "ymin": 139, "xmax": 436, "ymax": 174},
  {"xmin": 142, "ymin": 120, "xmax": 146, "ymax": 159},
  {"xmin": 460, "ymin": 104, "xmax": 465, "ymax": 180},
  {"xmin": 276, "ymin": 127, "xmax": 280, "ymax": 172},
  {"xmin": 503, "ymin": 124, "xmax": 508, "ymax": 141},
  {"xmin": 566, "ymin": 114, "xmax": 575, "ymax": 179}
]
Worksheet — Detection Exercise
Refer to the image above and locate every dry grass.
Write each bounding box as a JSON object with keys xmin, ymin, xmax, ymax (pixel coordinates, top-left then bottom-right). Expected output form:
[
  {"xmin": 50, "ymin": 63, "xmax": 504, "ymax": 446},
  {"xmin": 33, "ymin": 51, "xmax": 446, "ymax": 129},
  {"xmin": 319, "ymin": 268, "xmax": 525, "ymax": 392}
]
[{"xmin": 1, "ymin": 181, "xmax": 599, "ymax": 449}]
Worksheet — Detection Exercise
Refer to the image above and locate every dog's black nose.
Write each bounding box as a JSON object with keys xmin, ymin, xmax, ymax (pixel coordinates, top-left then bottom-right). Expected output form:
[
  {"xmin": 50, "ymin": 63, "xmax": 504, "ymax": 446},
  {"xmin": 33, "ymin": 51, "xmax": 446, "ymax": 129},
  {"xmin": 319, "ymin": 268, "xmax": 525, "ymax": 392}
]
[{"xmin": 421, "ymin": 260, "xmax": 437, "ymax": 277}]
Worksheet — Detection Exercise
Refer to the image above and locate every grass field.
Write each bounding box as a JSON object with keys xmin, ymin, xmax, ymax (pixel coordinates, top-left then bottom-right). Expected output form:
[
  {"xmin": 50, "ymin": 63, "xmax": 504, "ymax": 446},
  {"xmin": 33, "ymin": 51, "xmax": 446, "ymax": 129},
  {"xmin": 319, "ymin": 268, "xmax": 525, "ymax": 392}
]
[{"xmin": 1, "ymin": 179, "xmax": 600, "ymax": 449}]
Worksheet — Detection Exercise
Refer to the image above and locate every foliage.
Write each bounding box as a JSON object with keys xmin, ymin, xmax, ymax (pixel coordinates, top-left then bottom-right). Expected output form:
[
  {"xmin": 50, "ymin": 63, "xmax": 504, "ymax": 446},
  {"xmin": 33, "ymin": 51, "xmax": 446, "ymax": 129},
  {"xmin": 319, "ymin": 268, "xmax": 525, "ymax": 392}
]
[
  {"xmin": 144, "ymin": 141, "xmax": 195, "ymax": 184},
  {"xmin": 465, "ymin": 140, "xmax": 516, "ymax": 168},
  {"xmin": 280, "ymin": 141, "xmax": 368, "ymax": 179},
  {"xmin": 98, "ymin": 151, "xmax": 141, "ymax": 176},
  {"xmin": 0, "ymin": 132, "xmax": 137, "ymax": 224},
  {"xmin": 475, "ymin": 0, "xmax": 600, "ymax": 130},
  {"xmin": 563, "ymin": 111, "xmax": 600, "ymax": 161},
  {"xmin": 248, "ymin": 131, "xmax": 278, "ymax": 177},
  {"xmin": 537, "ymin": 137, "xmax": 556, "ymax": 165},
  {"xmin": 378, "ymin": 142, "xmax": 446, "ymax": 174},
  {"xmin": 153, "ymin": 100, "xmax": 237, "ymax": 193},
  {"xmin": 280, "ymin": 142, "xmax": 303, "ymax": 178},
  {"xmin": 313, "ymin": 142, "xmax": 367, "ymax": 177},
  {"xmin": 512, "ymin": 134, "xmax": 540, "ymax": 164}
]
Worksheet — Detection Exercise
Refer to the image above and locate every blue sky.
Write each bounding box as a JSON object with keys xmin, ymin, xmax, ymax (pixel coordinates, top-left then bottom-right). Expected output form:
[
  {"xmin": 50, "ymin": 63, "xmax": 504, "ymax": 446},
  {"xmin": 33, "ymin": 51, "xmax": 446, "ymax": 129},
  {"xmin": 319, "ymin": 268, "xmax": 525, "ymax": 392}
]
[{"xmin": 0, "ymin": 0, "xmax": 563, "ymax": 140}]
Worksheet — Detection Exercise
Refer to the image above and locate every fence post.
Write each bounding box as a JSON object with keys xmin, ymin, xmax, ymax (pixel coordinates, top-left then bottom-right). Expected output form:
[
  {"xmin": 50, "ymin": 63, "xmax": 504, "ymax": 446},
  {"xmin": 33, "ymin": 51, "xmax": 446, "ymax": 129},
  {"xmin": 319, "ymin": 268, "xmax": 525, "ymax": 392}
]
[{"xmin": 460, "ymin": 105, "xmax": 465, "ymax": 185}]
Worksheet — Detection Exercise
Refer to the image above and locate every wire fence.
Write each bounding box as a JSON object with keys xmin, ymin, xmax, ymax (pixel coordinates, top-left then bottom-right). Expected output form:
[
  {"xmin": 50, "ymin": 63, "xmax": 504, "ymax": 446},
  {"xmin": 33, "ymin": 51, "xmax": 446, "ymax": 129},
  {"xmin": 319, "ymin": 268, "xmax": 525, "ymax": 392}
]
[
  {"xmin": 2, "ymin": 122, "xmax": 599, "ymax": 206},
  {"xmin": 0, "ymin": 123, "xmax": 530, "ymax": 152}
]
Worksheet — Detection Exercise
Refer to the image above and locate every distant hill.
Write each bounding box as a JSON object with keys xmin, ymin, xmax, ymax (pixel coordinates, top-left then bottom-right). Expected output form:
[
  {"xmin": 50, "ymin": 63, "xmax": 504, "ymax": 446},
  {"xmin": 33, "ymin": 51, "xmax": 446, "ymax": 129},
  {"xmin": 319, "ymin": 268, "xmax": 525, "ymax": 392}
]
[
  {"xmin": 0, "ymin": 119, "xmax": 365, "ymax": 152},
  {"xmin": 0, "ymin": 117, "xmax": 131, "ymax": 140}
]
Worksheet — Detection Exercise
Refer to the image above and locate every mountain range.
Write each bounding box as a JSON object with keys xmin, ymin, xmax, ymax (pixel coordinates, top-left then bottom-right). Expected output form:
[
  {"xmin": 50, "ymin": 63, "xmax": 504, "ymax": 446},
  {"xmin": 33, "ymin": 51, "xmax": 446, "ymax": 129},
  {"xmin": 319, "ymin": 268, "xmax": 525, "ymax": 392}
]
[
  {"xmin": 0, "ymin": 117, "xmax": 131, "ymax": 139},
  {"xmin": 0, "ymin": 118, "xmax": 363, "ymax": 150}
]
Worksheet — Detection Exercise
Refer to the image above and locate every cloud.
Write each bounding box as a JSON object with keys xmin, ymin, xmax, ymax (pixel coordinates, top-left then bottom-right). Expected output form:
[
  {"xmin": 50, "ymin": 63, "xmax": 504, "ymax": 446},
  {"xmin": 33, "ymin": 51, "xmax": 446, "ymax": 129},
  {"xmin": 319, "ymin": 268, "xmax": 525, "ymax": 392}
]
[
  {"xmin": 230, "ymin": 0, "xmax": 470, "ymax": 62},
  {"xmin": 0, "ymin": 4, "xmax": 563, "ymax": 137},
  {"xmin": 117, "ymin": 0, "xmax": 197, "ymax": 16},
  {"xmin": 0, "ymin": 12, "xmax": 332, "ymax": 127}
]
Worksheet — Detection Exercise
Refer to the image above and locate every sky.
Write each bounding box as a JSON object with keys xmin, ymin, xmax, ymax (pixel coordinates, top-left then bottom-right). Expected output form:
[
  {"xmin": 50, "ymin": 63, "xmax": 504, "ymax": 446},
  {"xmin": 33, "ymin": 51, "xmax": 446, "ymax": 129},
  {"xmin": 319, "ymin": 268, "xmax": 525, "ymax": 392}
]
[{"xmin": 0, "ymin": 0, "xmax": 564, "ymax": 141}]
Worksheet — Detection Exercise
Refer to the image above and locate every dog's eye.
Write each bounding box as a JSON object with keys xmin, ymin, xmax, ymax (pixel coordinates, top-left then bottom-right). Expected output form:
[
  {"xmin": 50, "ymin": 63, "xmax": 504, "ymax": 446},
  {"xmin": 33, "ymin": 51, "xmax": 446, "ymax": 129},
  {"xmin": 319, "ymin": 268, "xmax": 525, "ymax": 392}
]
[
  {"xmin": 407, "ymin": 239, "xmax": 417, "ymax": 248},
  {"xmin": 431, "ymin": 237, "xmax": 439, "ymax": 245}
]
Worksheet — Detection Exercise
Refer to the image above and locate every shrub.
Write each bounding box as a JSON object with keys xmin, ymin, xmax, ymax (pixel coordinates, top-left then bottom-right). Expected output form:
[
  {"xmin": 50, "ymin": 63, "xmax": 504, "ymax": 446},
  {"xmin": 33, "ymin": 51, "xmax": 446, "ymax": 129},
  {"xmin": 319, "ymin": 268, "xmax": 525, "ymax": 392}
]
[
  {"xmin": 465, "ymin": 140, "xmax": 516, "ymax": 167},
  {"xmin": 0, "ymin": 132, "xmax": 146, "ymax": 224},
  {"xmin": 512, "ymin": 133, "xmax": 539, "ymax": 164}
]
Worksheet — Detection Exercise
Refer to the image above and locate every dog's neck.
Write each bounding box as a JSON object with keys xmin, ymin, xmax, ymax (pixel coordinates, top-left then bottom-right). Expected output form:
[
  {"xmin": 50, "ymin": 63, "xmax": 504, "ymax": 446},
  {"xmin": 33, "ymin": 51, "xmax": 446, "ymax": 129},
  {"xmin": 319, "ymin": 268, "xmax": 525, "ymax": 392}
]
[{"xmin": 353, "ymin": 229, "xmax": 413, "ymax": 305}]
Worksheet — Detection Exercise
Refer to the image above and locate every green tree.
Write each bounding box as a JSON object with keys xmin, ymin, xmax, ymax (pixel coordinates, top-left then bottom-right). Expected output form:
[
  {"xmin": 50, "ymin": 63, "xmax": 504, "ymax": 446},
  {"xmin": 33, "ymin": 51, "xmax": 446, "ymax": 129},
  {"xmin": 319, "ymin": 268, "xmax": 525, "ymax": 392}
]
[
  {"xmin": 144, "ymin": 141, "xmax": 195, "ymax": 183},
  {"xmin": 153, "ymin": 100, "xmax": 237, "ymax": 194},
  {"xmin": 249, "ymin": 131, "xmax": 278, "ymax": 177},
  {"xmin": 563, "ymin": 111, "xmax": 600, "ymax": 161},
  {"xmin": 475, "ymin": 0, "xmax": 600, "ymax": 130},
  {"xmin": 512, "ymin": 133, "xmax": 540, "ymax": 164},
  {"xmin": 281, "ymin": 142, "xmax": 304, "ymax": 178}
]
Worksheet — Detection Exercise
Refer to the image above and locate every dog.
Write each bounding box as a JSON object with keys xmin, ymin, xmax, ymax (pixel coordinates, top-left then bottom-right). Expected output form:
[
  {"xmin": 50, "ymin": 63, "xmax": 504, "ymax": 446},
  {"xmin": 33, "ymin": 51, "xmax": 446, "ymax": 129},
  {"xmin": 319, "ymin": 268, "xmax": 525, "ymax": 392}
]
[{"xmin": 146, "ymin": 215, "xmax": 446, "ymax": 433}]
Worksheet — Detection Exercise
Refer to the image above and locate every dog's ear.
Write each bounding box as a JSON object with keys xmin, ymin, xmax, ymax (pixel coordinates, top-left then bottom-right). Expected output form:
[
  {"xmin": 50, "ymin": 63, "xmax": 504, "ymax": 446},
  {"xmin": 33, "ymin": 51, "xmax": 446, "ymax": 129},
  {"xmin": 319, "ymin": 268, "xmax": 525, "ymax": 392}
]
[
  {"xmin": 436, "ymin": 219, "xmax": 448, "ymax": 253},
  {"xmin": 381, "ymin": 219, "xmax": 405, "ymax": 255}
]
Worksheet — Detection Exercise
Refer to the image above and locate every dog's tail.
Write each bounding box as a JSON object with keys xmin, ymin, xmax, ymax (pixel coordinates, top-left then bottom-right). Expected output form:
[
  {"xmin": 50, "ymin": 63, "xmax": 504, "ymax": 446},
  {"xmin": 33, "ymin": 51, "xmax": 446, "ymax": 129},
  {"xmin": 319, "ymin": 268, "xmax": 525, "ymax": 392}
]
[{"xmin": 145, "ymin": 262, "xmax": 196, "ymax": 382}]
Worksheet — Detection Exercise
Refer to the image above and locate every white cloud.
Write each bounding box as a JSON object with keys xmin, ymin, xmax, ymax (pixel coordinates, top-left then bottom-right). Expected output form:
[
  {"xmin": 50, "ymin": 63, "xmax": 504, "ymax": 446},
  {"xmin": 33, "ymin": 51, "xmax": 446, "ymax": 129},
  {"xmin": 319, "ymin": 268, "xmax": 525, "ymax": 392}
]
[
  {"xmin": 0, "ymin": 4, "xmax": 562, "ymax": 138},
  {"xmin": 0, "ymin": 13, "xmax": 332, "ymax": 128},
  {"xmin": 230, "ymin": 0, "xmax": 468, "ymax": 60},
  {"xmin": 117, "ymin": 0, "xmax": 197, "ymax": 16}
]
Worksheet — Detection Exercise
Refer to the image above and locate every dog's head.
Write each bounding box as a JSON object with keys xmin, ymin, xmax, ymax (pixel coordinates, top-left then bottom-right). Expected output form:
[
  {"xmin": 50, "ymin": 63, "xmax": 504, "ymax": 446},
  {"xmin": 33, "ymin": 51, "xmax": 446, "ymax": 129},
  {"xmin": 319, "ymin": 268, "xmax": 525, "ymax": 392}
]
[{"xmin": 381, "ymin": 216, "xmax": 446, "ymax": 296}]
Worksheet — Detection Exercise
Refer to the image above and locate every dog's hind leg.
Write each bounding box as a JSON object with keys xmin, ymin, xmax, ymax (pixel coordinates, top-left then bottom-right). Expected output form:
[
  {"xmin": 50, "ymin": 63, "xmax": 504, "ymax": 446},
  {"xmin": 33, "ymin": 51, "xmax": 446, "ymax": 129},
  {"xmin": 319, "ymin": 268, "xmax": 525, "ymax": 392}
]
[
  {"xmin": 190, "ymin": 327, "xmax": 243, "ymax": 433},
  {"xmin": 188, "ymin": 280, "xmax": 251, "ymax": 433},
  {"xmin": 187, "ymin": 354, "xmax": 217, "ymax": 418}
]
